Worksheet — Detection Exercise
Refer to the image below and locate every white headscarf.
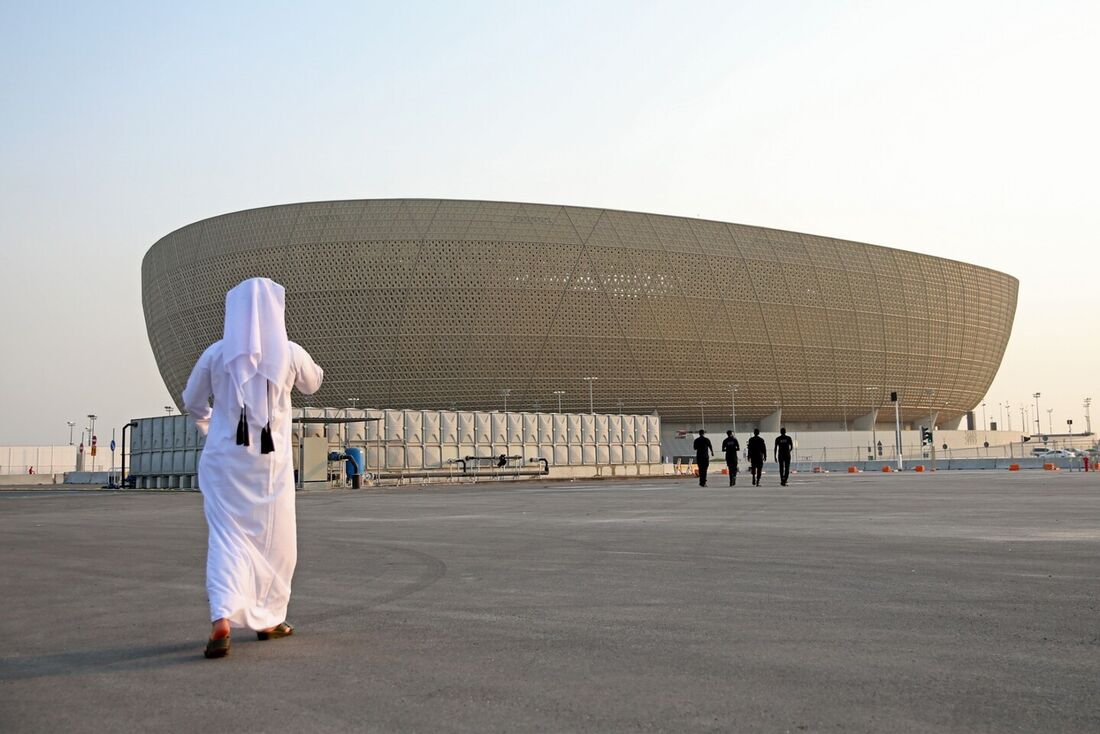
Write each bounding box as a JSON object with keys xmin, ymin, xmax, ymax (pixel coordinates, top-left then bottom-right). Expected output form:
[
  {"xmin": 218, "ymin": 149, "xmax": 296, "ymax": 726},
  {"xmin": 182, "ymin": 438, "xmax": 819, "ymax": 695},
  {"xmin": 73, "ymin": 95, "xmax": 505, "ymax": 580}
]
[{"xmin": 222, "ymin": 278, "xmax": 290, "ymax": 426}]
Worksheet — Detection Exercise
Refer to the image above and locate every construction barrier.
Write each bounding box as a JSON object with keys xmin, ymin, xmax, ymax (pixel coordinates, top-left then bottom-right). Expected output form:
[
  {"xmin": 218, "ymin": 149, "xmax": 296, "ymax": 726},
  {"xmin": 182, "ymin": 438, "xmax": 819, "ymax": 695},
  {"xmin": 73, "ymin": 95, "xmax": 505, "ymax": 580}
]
[
  {"xmin": 1009, "ymin": 464, "xmax": 1020, "ymax": 471},
  {"xmin": 914, "ymin": 465, "xmax": 925, "ymax": 472}
]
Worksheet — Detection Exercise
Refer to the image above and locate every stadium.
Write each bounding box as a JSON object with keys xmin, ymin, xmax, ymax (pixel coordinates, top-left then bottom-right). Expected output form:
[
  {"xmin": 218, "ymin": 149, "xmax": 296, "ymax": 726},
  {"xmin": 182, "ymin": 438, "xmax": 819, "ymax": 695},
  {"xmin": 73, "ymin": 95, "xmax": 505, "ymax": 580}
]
[{"xmin": 142, "ymin": 199, "xmax": 1018, "ymax": 433}]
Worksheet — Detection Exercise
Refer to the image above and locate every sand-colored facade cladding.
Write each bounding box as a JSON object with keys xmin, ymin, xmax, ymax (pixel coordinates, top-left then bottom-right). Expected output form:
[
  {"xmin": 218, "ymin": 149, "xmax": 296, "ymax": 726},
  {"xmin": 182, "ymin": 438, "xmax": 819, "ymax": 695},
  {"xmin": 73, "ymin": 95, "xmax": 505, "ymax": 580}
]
[{"xmin": 142, "ymin": 200, "xmax": 1018, "ymax": 427}]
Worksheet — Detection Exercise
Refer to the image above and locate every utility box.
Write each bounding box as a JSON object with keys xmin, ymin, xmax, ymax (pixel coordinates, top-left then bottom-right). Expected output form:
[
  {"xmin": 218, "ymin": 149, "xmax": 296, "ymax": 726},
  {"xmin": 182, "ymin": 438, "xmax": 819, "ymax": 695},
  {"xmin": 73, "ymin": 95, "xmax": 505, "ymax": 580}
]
[{"xmin": 298, "ymin": 435, "xmax": 329, "ymax": 487}]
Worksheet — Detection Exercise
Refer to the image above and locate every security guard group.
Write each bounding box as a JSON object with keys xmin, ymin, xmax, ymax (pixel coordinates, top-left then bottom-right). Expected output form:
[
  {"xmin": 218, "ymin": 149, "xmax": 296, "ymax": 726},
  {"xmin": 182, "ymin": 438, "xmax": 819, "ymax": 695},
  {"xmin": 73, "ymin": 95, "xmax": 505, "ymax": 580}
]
[{"xmin": 692, "ymin": 427, "xmax": 795, "ymax": 487}]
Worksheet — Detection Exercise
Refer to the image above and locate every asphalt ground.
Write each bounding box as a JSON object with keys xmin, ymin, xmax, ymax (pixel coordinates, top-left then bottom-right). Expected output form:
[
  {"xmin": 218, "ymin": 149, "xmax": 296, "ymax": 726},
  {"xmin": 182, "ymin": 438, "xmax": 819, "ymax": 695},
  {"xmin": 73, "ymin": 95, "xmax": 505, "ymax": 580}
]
[{"xmin": 1, "ymin": 471, "xmax": 1098, "ymax": 733}]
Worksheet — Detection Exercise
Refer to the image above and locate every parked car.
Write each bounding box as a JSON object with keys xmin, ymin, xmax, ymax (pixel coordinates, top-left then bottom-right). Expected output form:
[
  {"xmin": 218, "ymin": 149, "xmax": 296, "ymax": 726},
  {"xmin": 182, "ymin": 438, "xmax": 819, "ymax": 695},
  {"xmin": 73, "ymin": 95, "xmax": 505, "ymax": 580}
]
[{"xmin": 1038, "ymin": 449, "xmax": 1075, "ymax": 458}]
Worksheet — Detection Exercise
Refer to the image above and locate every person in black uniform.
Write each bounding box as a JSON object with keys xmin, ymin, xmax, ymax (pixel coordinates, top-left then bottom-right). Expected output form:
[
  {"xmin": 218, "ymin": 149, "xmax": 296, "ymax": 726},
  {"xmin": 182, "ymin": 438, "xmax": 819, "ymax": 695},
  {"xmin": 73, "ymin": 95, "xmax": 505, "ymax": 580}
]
[
  {"xmin": 774, "ymin": 427, "xmax": 794, "ymax": 486},
  {"xmin": 693, "ymin": 429, "xmax": 713, "ymax": 487},
  {"xmin": 721, "ymin": 430, "xmax": 740, "ymax": 486},
  {"xmin": 746, "ymin": 428, "xmax": 766, "ymax": 486}
]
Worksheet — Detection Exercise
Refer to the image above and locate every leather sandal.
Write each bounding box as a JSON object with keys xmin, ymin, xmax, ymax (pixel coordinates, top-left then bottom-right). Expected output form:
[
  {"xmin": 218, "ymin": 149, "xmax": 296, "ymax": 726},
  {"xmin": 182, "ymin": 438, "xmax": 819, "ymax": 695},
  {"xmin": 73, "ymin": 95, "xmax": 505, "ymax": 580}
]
[
  {"xmin": 257, "ymin": 622, "xmax": 294, "ymax": 640},
  {"xmin": 204, "ymin": 635, "xmax": 231, "ymax": 659}
]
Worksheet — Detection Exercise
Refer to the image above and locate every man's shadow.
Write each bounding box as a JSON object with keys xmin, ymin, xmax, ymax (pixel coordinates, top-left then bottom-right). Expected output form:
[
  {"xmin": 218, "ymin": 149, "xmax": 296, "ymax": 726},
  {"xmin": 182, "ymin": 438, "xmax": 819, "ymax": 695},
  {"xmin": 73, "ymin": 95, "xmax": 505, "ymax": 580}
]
[{"xmin": 0, "ymin": 640, "xmax": 211, "ymax": 681}]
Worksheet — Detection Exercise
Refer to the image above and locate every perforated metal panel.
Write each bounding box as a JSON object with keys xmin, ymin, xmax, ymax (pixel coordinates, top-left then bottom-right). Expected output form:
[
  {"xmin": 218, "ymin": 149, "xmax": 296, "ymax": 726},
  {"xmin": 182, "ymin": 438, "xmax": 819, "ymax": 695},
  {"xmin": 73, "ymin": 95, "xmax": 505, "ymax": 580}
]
[{"xmin": 143, "ymin": 199, "xmax": 1018, "ymax": 426}]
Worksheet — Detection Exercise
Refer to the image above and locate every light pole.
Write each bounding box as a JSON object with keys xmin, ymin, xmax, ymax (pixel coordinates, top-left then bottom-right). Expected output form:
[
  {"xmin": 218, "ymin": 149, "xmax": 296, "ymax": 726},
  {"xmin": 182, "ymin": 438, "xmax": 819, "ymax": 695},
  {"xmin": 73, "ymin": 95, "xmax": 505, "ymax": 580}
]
[
  {"xmin": 87, "ymin": 414, "xmax": 98, "ymax": 472},
  {"xmin": 1005, "ymin": 401, "xmax": 1012, "ymax": 431},
  {"xmin": 501, "ymin": 389, "xmax": 510, "ymax": 413},
  {"xmin": 582, "ymin": 377, "xmax": 597, "ymax": 414},
  {"xmin": 997, "ymin": 402, "xmax": 1003, "ymax": 431},
  {"xmin": 728, "ymin": 384, "xmax": 738, "ymax": 433},
  {"xmin": 981, "ymin": 402, "xmax": 987, "ymax": 431},
  {"xmin": 165, "ymin": 405, "xmax": 174, "ymax": 415},
  {"xmin": 699, "ymin": 401, "xmax": 706, "ymax": 431},
  {"xmin": 866, "ymin": 386, "xmax": 878, "ymax": 460},
  {"xmin": 67, "ymin": 421, "xmax": 75, "ymax": 446},
  {"xmin": 1047, "ymin": 408, "xmax": 1053, "ymax": 435},
  {"xmin": 1084, "ymin": 397, "xmax": 1092, "ymax": 435},
  {"xmin": 1033, "ymin": 392, "xmax": 1042, "ymax": 434},
  {"xmin": 553, "ymin": 390, "xmax": 565, "ymax": 414}
]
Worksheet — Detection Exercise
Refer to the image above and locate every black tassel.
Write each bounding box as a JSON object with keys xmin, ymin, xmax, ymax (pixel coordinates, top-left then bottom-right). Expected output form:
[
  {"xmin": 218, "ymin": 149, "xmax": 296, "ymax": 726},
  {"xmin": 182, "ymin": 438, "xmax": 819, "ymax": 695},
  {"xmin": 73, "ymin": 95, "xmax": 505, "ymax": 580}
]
[
  {"xmin": 260, "ymin": 423, "xmax": 275, "ymax": 454},
  {"xmin": 236, "ymin": 409, "xmax": 250, "ymax": 446}
]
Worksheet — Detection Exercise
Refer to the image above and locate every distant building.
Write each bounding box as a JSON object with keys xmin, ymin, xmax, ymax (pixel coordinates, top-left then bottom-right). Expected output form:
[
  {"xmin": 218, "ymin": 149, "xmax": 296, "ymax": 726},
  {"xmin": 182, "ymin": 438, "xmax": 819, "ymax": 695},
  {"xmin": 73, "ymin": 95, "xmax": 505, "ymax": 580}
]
[{"xmin": 142, "ymin": 199, "xmax": 1017, "ymax": 430}]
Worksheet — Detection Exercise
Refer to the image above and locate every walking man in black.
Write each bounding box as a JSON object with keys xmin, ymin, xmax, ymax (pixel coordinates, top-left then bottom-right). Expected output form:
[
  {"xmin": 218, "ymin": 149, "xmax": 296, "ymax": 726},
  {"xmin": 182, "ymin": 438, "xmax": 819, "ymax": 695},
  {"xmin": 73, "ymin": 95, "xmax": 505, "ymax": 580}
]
[
  {"xmin": 746, "ymin": 428, "xmax": 766, "ymax": 486},
  {"xmin": 693, "ymin": 429, "xmax": 713, "ymax": 487},
  {"xmin": 775, "ymin": 427, "xmax": 794, "ymax": 486},
  {"xmin": 721, "ymin": 430, "xmax": 740, "ymax": 486}
]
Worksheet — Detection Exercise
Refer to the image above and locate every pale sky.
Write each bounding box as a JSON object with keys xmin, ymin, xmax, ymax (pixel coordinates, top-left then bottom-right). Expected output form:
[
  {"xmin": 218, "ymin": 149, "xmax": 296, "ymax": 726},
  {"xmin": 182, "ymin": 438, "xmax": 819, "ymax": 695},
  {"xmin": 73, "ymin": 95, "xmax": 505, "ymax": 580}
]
[{"xmin": 1, "ymin": 0, "xmax": 1097, "ymax": 445}]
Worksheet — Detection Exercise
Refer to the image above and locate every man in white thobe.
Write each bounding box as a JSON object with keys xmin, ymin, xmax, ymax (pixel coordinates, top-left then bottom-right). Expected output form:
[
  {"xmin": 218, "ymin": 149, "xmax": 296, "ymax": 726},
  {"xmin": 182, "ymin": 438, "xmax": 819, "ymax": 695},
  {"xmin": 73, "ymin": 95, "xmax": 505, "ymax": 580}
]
[{"xmin": 182, "ymin": 277, "xmax": 324, "ymax": 659}]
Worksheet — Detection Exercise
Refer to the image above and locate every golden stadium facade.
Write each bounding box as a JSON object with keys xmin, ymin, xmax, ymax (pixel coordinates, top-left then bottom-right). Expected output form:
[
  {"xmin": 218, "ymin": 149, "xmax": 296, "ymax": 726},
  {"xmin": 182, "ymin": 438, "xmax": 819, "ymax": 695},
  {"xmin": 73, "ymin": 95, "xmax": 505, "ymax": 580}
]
[{"xmin": 142, "ymin": 199, "xmax": 1018, "ymax": 428}]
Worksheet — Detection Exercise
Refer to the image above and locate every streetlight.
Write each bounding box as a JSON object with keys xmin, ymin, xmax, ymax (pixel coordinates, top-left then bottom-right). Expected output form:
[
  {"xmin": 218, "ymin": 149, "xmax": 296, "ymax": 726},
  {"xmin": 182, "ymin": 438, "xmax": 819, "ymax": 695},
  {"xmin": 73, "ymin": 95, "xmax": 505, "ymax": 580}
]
[
  {"xmin": 981, "ymin": 402, "xmax": 987, "ymax": 432},
  {"xmin": 87, "ymin": 414, "xmax": 98, "ymax": 472},
  {"xmin": 865, "ymin": 387, "xmax": 879, "ymax": 459},
  {"xmin": 728, "ymin": 384, "xmax": 739, "ymax": 433},
  {"xmin": 66, "ymin": 421, "xmax": 75, "ymax": 446},
  {"xmin": 1047, "ymin": 408, "xmax": 1053, "ymax": 435},
  {"xmin": 500, "ymin": 389, "xmax": 511, "ymax": 413},
  {"xmin": 1033, "ymin": 392, "xmax": 1042, "ymax": 434},
  {"xmin": 1005, "ymin": 401, "xmax": 1011, "ymax": 431},
  {"xmin": 582, "ymin": 377, "xmax": 598, "ymax": 414},
  {"xmin": 1084, "ymin": 397, "xmax": 1092, "ymax": 435},
  {"xmin": 165, "ymin": 405, "xmax": 174, "ymax": 415},
  {"xmin": 553, "ymin": 390, "xmax": 565, "ymax": 414},
  {"xmin": 699, "ymin": 401, "xmax": 706, "ymax": 431}
]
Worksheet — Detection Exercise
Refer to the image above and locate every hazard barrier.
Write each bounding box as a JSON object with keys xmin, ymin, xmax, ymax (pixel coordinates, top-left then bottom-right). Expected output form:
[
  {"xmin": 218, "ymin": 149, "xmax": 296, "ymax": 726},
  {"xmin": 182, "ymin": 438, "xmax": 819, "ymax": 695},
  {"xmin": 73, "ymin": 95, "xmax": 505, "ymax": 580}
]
[
  {"xmin": 1008, "ymin": 464, "xmax": 1020, "ymax": 471},
  {"xmin": 848, "ymin": 466, "xmax": 858, "ymax": 473},
  {"xmin": 914, "ymin": 465, "xmax": 925, "ymax": 472},
  {"xmin": 1043, "ymin": 463, "xmax": 1058, "ymax": 471},
  {"xmin": 881, "ymin": 466, "xmax": 892, "ymax": 472}
]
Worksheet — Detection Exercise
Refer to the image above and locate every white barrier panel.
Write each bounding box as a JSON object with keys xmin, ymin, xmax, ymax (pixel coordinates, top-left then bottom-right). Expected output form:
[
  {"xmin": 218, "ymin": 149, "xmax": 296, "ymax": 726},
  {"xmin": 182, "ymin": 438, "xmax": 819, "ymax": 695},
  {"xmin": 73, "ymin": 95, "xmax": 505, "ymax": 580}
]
[
  {"xmin": 597, "ymin": 445, "xmax": 611, "ymax": 464},
  {"xmin": 184, "ymin": 451, "xmax": 197, "ymax": 473},
  {"xmin": 385, "ymin": 446, "xmax": 405, "ymax": 468},
  {"xmin": 634, "ymin": 416, "xmax": 648, "ymax": 444},
  {"xmin": 595, "ymin": 414, "xmax": 609, "ymax": 444},
  {"xmin": 581, "ymin": 414, "xmax": 596, "ymax": 445},
  {"xmin": 567, "ymin": 414, "xmax": 582, "ymax": 445},
  {"xmin": 649, "ymin": 444, "xmax": 661, "ymax": 462},
  {"xmin": 172, "ymin": 450, "xmax": 186, "ymax": 473},
  {"xmin": 364, "ymin": 446, "xmax": 384, "ymax": 468},
  {"xmin": 184, "ymin": 420, "xmax": 198, "ymax": 448},
  {"xmin": 136, "ymin": 421, "xmax": 150, "ymax": 452},
  {"xmin": 492, "ymin": 413, "xmax": 508, "ymax": 444},
  {"xmin": 539, "ymin": 444, "xmax": 554, "ymax": 463},
  {"xmin": 509, "ymin": 413, "xmax": 525, "ymax": 444},
  {"xmin": 459, "ymin": 443, "xmax": 475, "ymax": 461},
  {"xmin": 568, "ymin": 445, "xmax": 583, "ymax": 465},
  {"xmin": 522, "ymin": 413, "xmax": 538, "ymax": 444},
  {"xmin": 608, "ymin": 415, "xmax": 622, "ymax": 444},
  {"xmin": 174, "ymin": 416, "xmax": 188, "ymax": 448},
  {"xmin": 406, "ymin": 446, "xmax": 424, "ymax": 469},
  {"xmin": 423, "ymin": 411, "xmax": 441, "ymax": 443},
  {"xmin": 150, "ymin": 452, "xmax": 163, "ymax": 474},
  {"xmin": 647, "ymin": 417, "xmax": 660, "ymax": 445},
  {"xmin": 475, "ymin": 412, "xmax": 492, "ymax": 445},
  {"xmin": 440, "ymin": 445, "xmax": 459, "ymax": 463},
  {"xmin": 364, "ymin": 409, "xmax": 383, "ymax": 441},
  {"xmin": 404, "ymin": 410, "xmax": 423, "ymax": 444},
  {"xmin": 130, "ymin": 453, "xmax": 144, "ymax": 475},
  {"xmin": 553, "ymin": 414, "xmax": 568, "ymax": 444},
  {"xmin": 458, "ymin": 412, "xmax": 475, "ymax": 444},
  {"xmin": 423, "ymin": 446, "xmax": 442, "ymax": 468},
  {"xmin": 385, "ymin": 410, "xmax": 404, "ymax": 441},
  {"xmin": 151, "ymin": 417, "xmax": 165, "ymax": 450},
  {"xmin": 538, "ymin": 413, "xmax": 554, "ymax": 444},
  {"xmin": 581, "ymin": 445, "xmax": 597, "ymax": 465},
  {"xmin": 622, "ymin": 444, "xmax": 635, "ymax": 463},
  {"xmin": 635, "ymin": 445, "xmax": 648, "ymax": 463},
  {"xmin": 162, "ymin": 417, "xmax": 174, "ymax": 449},
  {"xmin": 301, "ymin": 408, "xmax": 324, "ymax": 438},
  {"xmin": 623, "ymin": 416, "xmax": 636, "ymax": 444},
  {"xmin": 441, "ymin": 411, "xmax": 459, "ymax": 444}
]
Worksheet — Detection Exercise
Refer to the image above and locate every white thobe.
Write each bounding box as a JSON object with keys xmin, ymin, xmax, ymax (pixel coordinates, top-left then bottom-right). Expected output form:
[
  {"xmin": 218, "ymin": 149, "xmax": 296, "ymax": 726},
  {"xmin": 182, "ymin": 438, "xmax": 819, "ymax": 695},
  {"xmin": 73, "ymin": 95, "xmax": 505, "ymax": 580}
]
[{"xmin": 182, "ymin": 340, "xmax": 324, "ymax": 629}]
